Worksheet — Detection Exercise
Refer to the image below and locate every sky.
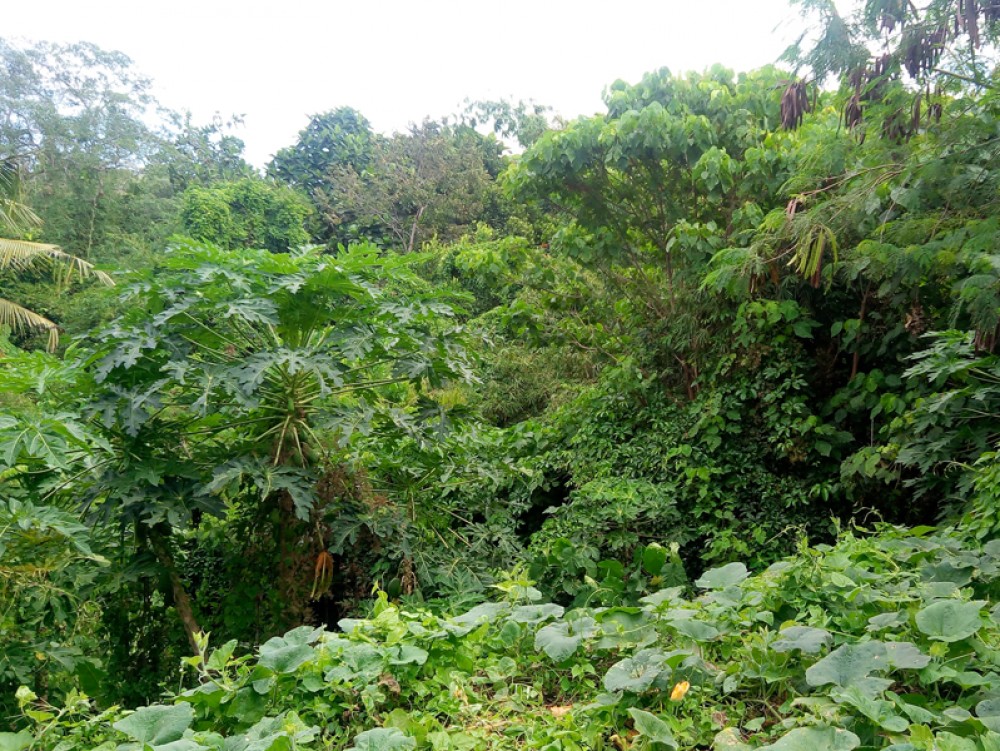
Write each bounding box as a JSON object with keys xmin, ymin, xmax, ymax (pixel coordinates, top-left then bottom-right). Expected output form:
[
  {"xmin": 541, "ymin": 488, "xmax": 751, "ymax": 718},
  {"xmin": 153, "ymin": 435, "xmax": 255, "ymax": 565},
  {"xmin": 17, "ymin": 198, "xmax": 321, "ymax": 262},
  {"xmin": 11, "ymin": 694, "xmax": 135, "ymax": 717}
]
[{"xmin": 6, "ymin": 0, "xmax": 808, "ymax": 167}]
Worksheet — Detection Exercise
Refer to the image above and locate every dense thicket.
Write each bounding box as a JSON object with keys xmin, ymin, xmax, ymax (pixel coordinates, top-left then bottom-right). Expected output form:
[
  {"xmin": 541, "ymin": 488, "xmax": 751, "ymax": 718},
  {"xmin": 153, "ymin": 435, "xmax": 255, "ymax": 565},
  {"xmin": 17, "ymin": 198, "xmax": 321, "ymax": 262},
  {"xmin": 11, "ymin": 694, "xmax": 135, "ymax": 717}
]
[{"xmin": 2, "ymin": 2, "xmax": 1000, "ymax": 748}]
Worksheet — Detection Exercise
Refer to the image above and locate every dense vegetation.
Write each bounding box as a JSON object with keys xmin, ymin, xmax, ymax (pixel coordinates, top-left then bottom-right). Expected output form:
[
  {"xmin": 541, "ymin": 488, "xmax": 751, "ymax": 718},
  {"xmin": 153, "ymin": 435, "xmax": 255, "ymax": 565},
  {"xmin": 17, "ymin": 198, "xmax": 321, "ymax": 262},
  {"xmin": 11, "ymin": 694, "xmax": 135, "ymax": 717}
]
[{"xmin": 2, "ymin": 2, "xmax": 1000, "ymax": 748}]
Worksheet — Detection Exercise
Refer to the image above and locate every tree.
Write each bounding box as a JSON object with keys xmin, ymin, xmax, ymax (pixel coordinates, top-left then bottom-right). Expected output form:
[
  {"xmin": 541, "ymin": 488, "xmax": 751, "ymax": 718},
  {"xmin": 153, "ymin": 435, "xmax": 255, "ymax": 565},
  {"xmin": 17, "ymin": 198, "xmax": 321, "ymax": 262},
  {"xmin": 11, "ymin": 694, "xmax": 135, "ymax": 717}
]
[
  {"xmin": 268, "ymin": 107, "xmax": 376, "ymax": 243},
  {"xmin": 0, "ymin": 160, "xmax": 112, "ymax": 350},
  {"xmin": 506, "ymin": 65, "xmax": 796, "ymax": 396},
  {"xmin": 156, "ymin": 112, "xmax": 255, "ymax": 192},
  {"xmin": 0, "ymin": 38, "xmax": 163, "ymax": 259},
  {"xmin": 321, "ymin": 120, "xmax": 497, "ymax": 252},
  {"xmin": 79, "ymin": 241, "xmax": 474, "ymax": 648},
  {"xmin": 180, "ymin": 177, "xmax": 312, "ymax": 252},
  {"xmin": 462, "ymin": 98, "xmax": 554, "ymax": 149}
]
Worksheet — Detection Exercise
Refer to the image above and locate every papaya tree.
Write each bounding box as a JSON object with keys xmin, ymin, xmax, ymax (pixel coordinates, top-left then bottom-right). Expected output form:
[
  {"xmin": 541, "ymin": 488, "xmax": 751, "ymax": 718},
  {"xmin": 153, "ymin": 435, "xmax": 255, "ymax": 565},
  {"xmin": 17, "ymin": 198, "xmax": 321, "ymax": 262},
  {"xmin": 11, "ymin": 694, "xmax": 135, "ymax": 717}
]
[{"xmin": 79, "ymin": 240, "xmax": 475, "ymax": 648}]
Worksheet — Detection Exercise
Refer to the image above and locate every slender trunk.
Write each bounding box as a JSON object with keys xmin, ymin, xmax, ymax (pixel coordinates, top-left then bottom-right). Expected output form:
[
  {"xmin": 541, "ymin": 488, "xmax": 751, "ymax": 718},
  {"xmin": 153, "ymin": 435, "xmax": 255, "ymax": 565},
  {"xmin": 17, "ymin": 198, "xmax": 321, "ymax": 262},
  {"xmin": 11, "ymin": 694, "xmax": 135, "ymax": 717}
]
[
  {"xmin": 407, "ymin": 205, "xmax": 426, "ymax": 253},
  {"xmin": 849, "ymin": 283, "xmax": 872, "ymax": 382},
  {"xmin": 146, "ymin": 526, "xmax": 202, "ymax": 654}
]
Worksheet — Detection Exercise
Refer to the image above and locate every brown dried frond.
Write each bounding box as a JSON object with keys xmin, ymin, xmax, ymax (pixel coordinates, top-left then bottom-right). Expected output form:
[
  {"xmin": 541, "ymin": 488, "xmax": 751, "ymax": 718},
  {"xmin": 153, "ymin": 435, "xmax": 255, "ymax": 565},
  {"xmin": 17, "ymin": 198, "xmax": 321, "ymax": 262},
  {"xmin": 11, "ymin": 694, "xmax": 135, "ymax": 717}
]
[
  {"xmin": 958, "ymin": 0, "xmax": 982, "ymax": 47},
  {"xmin": 400, "ymin": 556, "xmax": 417, "ymax": 595},
  {"xmin": 974, "ymin": 323, "xmax": 1000, "ymax": 353},
  {"xmin": 911, "ymin": 91, "xmax": 923, "ymax": 133},
  {"xmin": 881, "ymin": 107, "xmax": 912, "ymax": 142},
  {"xmin": 904, "ymin": 303, "xmax": 927, "ymax": 336},
  {"xmin": 378, "ymin": 673, "xmax": 401, "ymax": 695},
  {"xmin": 879, "ymin": 0, "xmax": 908, "ymax": 33}
]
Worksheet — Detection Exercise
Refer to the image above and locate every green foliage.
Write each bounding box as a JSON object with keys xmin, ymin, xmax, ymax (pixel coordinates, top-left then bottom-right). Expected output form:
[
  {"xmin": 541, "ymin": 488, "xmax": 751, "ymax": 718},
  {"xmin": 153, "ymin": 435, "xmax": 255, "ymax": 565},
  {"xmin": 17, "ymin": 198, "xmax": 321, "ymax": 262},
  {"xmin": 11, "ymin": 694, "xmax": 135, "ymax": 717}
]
[
  {"xmin": 19, "ymin": 525, "xmax": 1000, "ymax": 751},
  {"xmin": 269, "ymin": 107, "xmax": 377, "ymax": 245},
  {"xmin": 4, "ymin": 6, "xmax": 1000, "ymax": 737},
  {"xmin": 180, "ymin": 177, "xmax": 311, "ymax": 252},
  {"xmin": 0, "ymin": 499, "xmax": 108, "ymax": 715},
  {"xmin": 320, "ymin": 120, "xmax": 501, "ymax": 252}
]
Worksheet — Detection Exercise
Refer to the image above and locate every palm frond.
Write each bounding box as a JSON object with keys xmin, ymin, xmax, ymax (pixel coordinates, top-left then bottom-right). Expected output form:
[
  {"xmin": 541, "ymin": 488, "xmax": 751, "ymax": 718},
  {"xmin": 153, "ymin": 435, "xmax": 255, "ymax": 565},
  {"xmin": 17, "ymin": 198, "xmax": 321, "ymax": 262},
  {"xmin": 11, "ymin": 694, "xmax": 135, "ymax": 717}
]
[
  {"xmin": 0, "ymin": 297, "xmax": 59, "ymax": 351},
  {"xmin": 0, "ymin": 160, "xmax": 42, "ymax": 235},
  {"xmin": 0, "ymin": 238, "xmax": 114, "ymax": 287},
  {"xmin": 0, "ymin": 198, "xmax": 42, "ymax": 234}
]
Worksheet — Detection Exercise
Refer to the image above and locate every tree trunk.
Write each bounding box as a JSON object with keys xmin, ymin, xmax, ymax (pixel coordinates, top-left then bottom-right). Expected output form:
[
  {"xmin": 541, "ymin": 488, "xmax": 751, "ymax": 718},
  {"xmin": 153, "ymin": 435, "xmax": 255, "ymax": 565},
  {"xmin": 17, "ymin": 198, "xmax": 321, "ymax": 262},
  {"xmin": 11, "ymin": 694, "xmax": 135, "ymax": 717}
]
[
  {"xmin": 146, "ymin": 526, "xmax": 203, "ymax": 655},
  {"xmin": 407, "ymin": 205, "xmax": 426, "ymax": 253}
]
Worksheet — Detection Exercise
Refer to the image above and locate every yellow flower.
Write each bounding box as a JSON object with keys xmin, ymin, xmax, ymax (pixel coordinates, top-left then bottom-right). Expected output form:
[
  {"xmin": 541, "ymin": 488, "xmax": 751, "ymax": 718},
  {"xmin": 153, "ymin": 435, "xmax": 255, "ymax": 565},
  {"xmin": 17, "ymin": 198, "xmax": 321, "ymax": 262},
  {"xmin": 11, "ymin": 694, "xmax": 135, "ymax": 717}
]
[{"xmin": 669, "ymin": 680, "xmax": 690, "ymax": 701}]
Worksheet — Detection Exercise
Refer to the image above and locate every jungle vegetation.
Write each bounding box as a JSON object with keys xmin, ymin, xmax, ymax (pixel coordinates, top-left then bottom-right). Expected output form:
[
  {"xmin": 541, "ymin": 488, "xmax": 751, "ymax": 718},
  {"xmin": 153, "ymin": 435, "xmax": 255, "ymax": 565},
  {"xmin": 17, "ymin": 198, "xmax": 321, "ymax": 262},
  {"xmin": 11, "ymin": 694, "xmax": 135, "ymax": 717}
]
[{"xmin": 2, "ymin": 2, "xmax": 1000, "ymax": 748}]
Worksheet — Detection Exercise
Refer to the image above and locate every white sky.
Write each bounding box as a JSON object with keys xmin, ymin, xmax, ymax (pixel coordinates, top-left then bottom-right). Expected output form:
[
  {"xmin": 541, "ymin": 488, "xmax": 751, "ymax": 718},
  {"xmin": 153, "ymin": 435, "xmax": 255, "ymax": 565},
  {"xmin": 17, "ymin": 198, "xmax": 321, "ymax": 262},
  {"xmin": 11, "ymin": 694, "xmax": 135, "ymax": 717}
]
[{"xmin": 6, "ymin": 0, "xmax": 807, "ymax": 167}]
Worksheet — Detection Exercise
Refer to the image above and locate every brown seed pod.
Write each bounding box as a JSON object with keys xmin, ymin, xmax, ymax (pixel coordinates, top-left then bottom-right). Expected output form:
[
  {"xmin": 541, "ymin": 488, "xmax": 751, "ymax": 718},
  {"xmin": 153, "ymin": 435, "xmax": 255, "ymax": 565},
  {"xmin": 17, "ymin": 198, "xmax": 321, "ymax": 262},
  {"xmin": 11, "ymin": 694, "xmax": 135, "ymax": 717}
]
[
  {"xmin": 781, "ymin": 81, "xmax": 811, "ymax": 130},
  {"xmin": 844, "ymin": 94, "xmax": 864, "ymax": 131}
]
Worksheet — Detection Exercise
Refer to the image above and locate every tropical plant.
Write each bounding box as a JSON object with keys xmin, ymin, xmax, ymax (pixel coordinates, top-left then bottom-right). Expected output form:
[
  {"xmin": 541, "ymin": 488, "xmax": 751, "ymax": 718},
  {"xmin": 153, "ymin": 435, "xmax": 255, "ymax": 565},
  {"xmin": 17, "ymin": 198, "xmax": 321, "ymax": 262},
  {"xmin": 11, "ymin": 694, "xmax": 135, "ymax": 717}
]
[
  {"xmin": 0, "ymin": 160, "xmax": 113, "ymax": 349},
  {"xmin": 16, "ymin": 523, "xmax": 1000, "ymax": 751},
  {"xmin": 70, "ymin": 240, "xmax": 475, "ymax": 650}
]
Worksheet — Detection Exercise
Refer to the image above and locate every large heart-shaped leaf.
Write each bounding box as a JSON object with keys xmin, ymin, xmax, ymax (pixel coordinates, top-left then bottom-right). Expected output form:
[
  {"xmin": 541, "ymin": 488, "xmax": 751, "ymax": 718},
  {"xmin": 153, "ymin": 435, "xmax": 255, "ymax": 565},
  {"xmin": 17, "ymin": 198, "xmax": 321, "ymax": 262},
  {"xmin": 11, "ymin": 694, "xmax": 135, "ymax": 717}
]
[
  {"xmin": 604, "ymin": 649, "xmax": 669, "ymax": 693},
  {"xmin": 977, "ymin": 699, "xmax": 1000, "ymax": 733},
  {"xmin": 388, "ymin": 645, "xmax": 428, "ymax": 666},
  {"xmin": 259, "ymin": 629, "xmax": 318, "ymax": 674},
  {"xmin": 509, "ymin": 603, "xmax": 564, "ymax": 624},
  {"xmin": 695, "ymin": 562, "xmax": 749, "ymax": 589},
  {"xmin": 113, "ymin": 703, "xmax": 194, "ymax": 747},
  {"xmin": 535, "ymin": 616, "xmax": 596, "ymax": 662},
  {"xmin": 772, "ymin": 626, "xmax": 832, "ymax": 654},
  {"xmin": 759, "ymin": 726, "xmax": 860, "ymax": 751},
  {"xmin": 915, "ymin": 600, "xmax": 984, "ymax": 642},
  {"xmin": 671, "ymin": 618, "xmax": 720, "ymax": 642},
  {"xmin": 627, "ymin": 708, "xmax": 678, "ymax": 749},
  {"xmin": 806, "ymin": 642, "xmax": 891, "ymax": 691},
  {"xmin": 0, "ymin": 732, "xmax": 32, "ymax": 751},
  {"xmin": 882, "ymin": 641, "xmax": 930, "ymax": 669},
  {"xmin": 348, "ymin": 727, "xmax": 416, "ymax": 751},
  {"xmin": 535, "ymin": 622, "xmax": 584, "ymax": 662}
]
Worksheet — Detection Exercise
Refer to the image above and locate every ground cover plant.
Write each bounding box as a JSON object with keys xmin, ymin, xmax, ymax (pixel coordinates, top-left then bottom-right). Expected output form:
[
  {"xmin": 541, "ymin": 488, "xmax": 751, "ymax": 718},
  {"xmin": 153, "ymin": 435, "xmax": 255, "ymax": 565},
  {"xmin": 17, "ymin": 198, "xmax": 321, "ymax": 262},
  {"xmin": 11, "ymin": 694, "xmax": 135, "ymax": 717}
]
[{"xmin": 11, "ymin": 524, "xmax": 1000, "ymax": 751}]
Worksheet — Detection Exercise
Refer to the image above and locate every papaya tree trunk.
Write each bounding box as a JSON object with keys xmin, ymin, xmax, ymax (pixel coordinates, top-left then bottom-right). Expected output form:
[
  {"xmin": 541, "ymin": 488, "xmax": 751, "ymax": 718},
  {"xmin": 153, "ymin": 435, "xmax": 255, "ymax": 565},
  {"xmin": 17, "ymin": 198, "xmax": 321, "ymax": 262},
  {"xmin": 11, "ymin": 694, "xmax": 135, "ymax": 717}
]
[{"xmin": 146, "ymin": 526, "xmax": 202, "ymax": 654}]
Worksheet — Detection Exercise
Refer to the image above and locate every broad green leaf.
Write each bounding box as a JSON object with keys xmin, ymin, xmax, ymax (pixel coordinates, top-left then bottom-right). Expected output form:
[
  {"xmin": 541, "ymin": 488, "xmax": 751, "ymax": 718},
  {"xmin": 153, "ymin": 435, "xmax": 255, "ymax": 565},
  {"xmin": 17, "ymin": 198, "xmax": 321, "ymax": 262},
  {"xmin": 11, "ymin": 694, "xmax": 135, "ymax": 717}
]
[
  {"xmin": 934, "ymin": 732, "xmax": 977, "ymax": 751},
  {"xmin": 535, "ymin": 621, "xmax": 584, "ymax": 662},
  {"xmin": 759, "ymin": 726, "xmax": 860, "ymax": 751},
  {"xmin": 509, "ymin": 603, "xmax": 564, "ymax": 624},
  {"xmin": 348, "ymin": 727, "xmax": 416, "ymax": 751},
  {"xmin": 713, "ymin": 728, "xmax": 752, "ymax": 751},
  {"xmin": 445, "ymin": 603, "xmax": 509, "ymax": 635},
  {"xmin": 867, "ymin": 612, "xmax": 907, "ymax": 632},
  {"xmin": 639, "ymin": 587, "xmax": 686, "ymax": 608},
  {"xmin": 977, "ymin": 699, "xmax": 1000, "ymax": 733},
  {"xmin": 113, "ymin": 703, "xmax": 194, "ymax": 746},
  {"xmin": 258, "ymin": 630, "xmax": 317, "ymax": 673},
  {"xmin": 915, "ymin": 600, "xmax": 984, "ymax": 642},
  {"xmin": 603, "ymin": 649, "xmax": 668, "ymax": 693},
  {"xmin": 0, "ymin": 733, "xmax": 32, "ymax": 751},
  {"xmin": 388, "ymin": 645, "xmax": 428, "ymax": 666},
  {"xmin": 695, "ymin": 562, "xmax": 749, "ymax": 589},
  {"xmin": 882, "ymin": 642, "xmax": 930, "ymax": 669},
  {"xmin": 641, "ymin": 544, "xmax": 669, "ymax": 575},
  {"xmin": 627, "ymin": 708, "xmax": 678, "ymax": 749},
  {"xmin": 671, "ymin": 618, "xmax": 720, "ymax": 642},
  {"xmin": 805, "ymin": 642, "xmax": 891, "ymax": 691},
  {"xmin": 772, "ymin": 626, "xmax": 832, "ymax": 654}
]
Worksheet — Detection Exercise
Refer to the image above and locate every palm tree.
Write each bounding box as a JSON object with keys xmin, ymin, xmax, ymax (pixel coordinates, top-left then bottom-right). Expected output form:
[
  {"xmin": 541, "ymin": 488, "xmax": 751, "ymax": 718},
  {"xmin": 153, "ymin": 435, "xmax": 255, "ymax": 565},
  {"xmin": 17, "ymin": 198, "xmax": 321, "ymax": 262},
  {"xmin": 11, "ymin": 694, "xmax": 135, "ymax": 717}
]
[{"xmin": 0, "ymin": 161, "xmax": 113, "ymax": 351}]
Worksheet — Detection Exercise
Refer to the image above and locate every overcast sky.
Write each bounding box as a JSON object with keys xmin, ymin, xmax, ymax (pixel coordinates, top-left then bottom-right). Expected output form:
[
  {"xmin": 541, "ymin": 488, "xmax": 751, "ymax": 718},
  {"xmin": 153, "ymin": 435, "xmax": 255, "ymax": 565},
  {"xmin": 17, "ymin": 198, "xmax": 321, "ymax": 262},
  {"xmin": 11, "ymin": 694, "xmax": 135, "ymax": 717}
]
[{"xmin": 6, "ymin": 0, "xmax": 807, "ymax": 167}]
